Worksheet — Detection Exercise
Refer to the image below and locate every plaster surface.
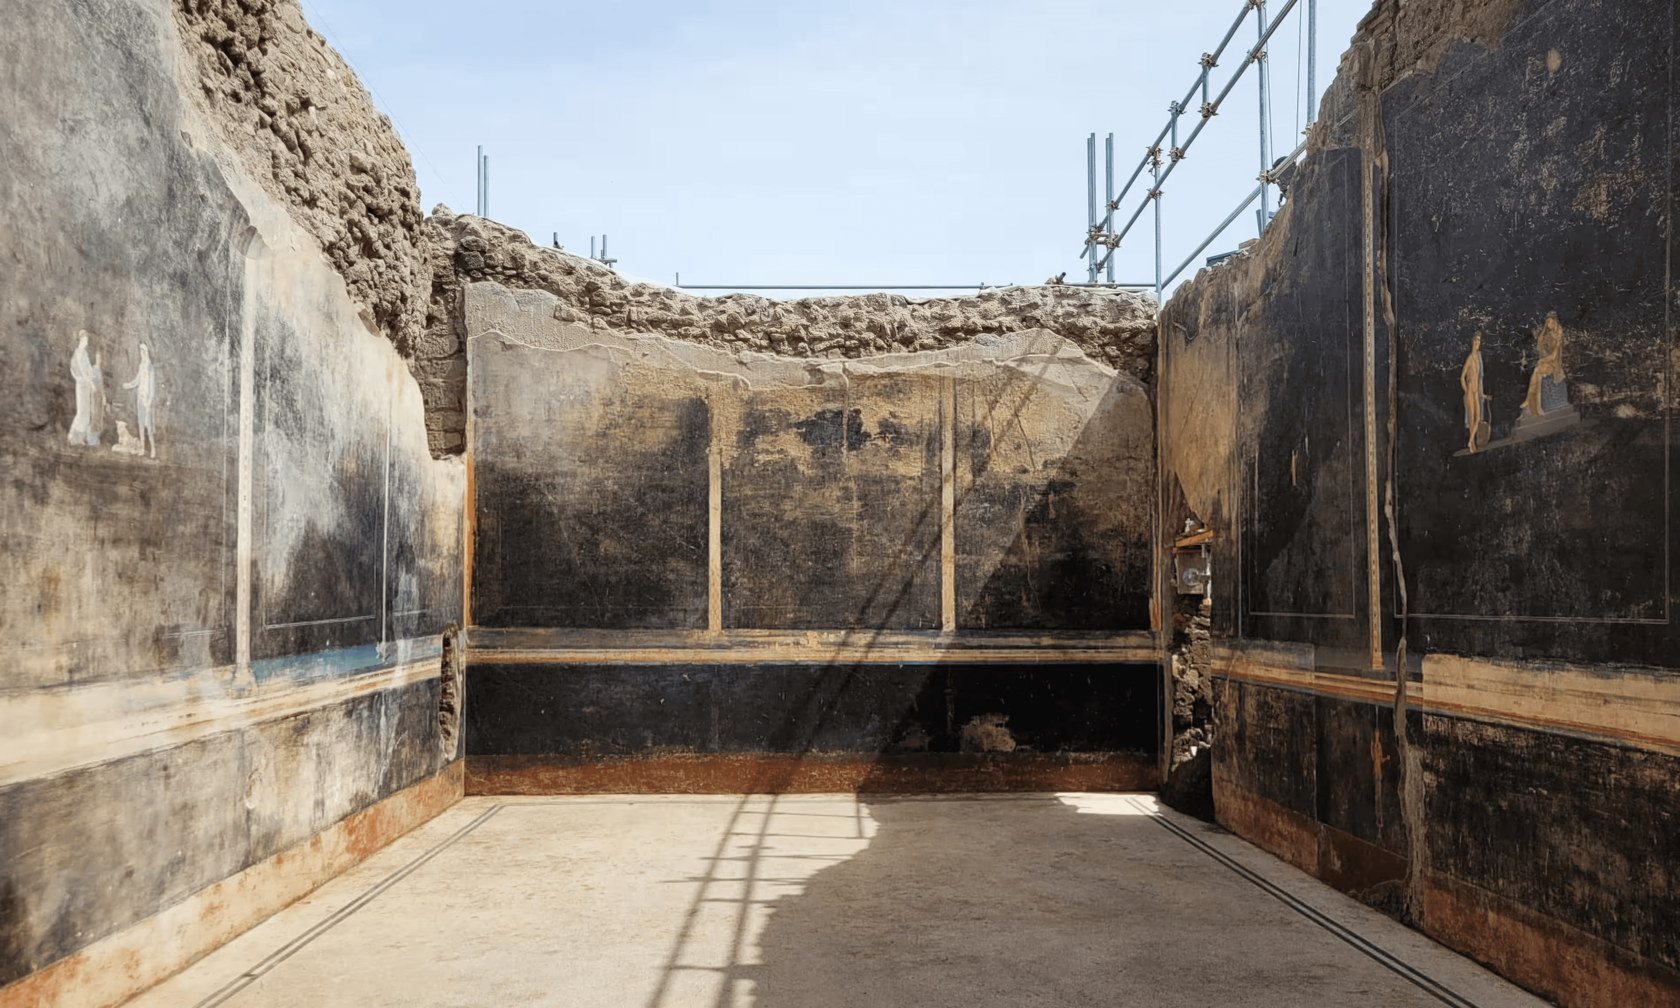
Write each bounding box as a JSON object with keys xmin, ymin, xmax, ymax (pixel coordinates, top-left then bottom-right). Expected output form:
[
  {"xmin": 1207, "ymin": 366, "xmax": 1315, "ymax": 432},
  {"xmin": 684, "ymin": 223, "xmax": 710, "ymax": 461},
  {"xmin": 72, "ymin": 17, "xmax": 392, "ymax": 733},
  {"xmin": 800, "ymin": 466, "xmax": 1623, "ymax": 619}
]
[
  {"xmin": 1157, "ymin": 0, "xmax": 1680, "ymax": 1000},
  {"xmin": 462, "ymin": 284, "xmax": 1160, "ymax": 780},
  {"xmin": 0, "ymin": 0, "xmax": 464, "ymax": 995},
  {"xmin": 129, "ymin": 795, "xmax": 1546, "ymax": 1008}
]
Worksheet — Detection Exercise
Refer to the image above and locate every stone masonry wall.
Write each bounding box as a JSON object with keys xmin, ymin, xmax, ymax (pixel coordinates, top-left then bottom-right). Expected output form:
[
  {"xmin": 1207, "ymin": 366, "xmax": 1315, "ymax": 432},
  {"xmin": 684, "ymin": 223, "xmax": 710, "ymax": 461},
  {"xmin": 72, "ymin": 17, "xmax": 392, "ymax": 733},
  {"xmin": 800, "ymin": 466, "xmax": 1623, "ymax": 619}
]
[
  {"xmin": 164, "ymin": 0, "xmax": 1162, "ymax": 459},
  {"xmin": 172, "ymin": 0, "xmax": 429, "ymax": 358},
  {"xmin": 419, "ymin": 207, "xmax": 1157, "ymax": 455}
]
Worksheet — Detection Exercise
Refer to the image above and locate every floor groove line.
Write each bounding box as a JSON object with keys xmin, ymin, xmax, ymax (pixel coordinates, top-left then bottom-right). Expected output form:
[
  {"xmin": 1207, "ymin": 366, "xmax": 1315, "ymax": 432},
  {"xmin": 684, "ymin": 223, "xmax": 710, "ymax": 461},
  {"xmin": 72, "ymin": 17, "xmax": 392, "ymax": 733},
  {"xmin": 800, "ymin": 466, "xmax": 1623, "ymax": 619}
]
[
  {"xmin": 192, "ymin": 804, "xmax": 506, "ymax": 1008},
  {"xmin": 1127, "ymin": 796, "xmax": 1481, "ymax": 1008}
]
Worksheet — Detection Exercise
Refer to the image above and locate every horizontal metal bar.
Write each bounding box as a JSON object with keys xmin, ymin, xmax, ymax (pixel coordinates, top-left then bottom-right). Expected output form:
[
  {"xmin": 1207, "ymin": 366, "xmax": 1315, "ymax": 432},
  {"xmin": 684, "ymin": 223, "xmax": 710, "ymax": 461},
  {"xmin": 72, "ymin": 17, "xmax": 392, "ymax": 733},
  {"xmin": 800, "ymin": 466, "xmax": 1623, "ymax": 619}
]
[
  {"xmin": 676, "ymin": 284, "xmax": 1154, "ymax": 290},
  {"xmin": 1164, "ymin": 184, "xmax": 1264, "ymax": 288},
  {"xmin": 679, "ymin": 285, "xmax": 1006, "ymax": 290},
  {"xmin": 1101, "ymin": 132, "xmax": 1309, "ymax": 276}
]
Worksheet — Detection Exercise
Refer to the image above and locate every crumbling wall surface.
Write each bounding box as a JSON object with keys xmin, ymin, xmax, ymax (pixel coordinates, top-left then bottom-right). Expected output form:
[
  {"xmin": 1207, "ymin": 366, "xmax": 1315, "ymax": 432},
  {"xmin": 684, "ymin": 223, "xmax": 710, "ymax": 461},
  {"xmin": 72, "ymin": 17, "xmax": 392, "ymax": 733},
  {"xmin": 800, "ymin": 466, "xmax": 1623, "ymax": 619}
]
[
  {"xmin": 171, "ymin": 0, "xmax": 430, "ymax": 360},
  {"xmin": 1159, "ymin": 0, "xmax": 1680, "ymax": 1005},
  {"xmin": 0, "ymin": 0, "xmax": 464, "ymax": 1005},
  {"xmin": 416, "ymin": 219, "xmax": 469, "ymax": 453},
  {"xmin": 1350, "ymin": 0, "xmax": 1525, "ymax": 91},
  {"xmin": 416, "ymin": 208, "xmax": 1156, "ymax": 454},
  {"xmin": 1159, "ymin": 594, "xmax": 1213, "ymax": 820},
  {"xmin": 175, "ymin": 0, "xmax": 1194, "ymax": 463},
  {"xmin": 426, "ymin": 208, "xmax": 1157, "ymax": 371},
  {"xmin": 460, "ymin": 283, "xmax": 1161, "ymax": 793}
]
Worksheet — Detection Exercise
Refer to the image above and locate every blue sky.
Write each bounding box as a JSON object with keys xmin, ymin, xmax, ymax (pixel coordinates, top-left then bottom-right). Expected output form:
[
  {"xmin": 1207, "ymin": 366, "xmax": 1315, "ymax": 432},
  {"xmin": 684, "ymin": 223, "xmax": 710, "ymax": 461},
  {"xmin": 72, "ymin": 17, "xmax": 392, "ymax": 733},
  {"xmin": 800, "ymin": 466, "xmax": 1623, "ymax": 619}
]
[{"xmin": 301, "ymin": 0, "xmax": 1375, "ymax": 298}]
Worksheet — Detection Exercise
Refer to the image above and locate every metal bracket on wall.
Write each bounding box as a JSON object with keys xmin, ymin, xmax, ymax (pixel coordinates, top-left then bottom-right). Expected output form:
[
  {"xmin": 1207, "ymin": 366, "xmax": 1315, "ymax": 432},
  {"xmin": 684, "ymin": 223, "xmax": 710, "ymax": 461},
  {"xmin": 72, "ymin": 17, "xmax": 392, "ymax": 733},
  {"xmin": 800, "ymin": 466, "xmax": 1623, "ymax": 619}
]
[{"xmin": 1174, "ymin": 527, "xmax": 1214, "ymax": 595}]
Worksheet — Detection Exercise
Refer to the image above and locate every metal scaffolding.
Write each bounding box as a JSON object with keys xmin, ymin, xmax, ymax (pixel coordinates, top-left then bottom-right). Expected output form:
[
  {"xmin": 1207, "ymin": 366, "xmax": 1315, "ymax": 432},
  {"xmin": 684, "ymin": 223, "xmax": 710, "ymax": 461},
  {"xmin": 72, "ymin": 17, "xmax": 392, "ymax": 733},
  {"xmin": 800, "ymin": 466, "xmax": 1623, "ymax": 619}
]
[
  {"xmin": 475, "ymin": 146, "xmax": 488, "ymax": 217},
  {"xmin": 590, "ymin": 235, "xmax": 617, "ymax": 267},
  {"xmin": 1080, "ymin": 0, "xmax": 1318, "ymax": 300}
]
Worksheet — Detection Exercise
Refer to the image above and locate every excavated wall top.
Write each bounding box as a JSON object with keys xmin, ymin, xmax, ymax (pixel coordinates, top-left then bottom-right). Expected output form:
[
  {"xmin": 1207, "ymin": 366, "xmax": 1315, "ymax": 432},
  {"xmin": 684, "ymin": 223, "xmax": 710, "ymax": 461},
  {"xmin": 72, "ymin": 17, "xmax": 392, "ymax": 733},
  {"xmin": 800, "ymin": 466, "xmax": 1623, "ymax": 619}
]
[
  {"xmin": 426, "ymin": 209, "xmax": 1157, "ymax": 370},
  {"xmin": 173, "ymin": 0, "xmax": 430, "ymax": 354},
  {"xmin": 169, "ymin": 0, "xmax": 1159, "ymax": 458},
  {"xmin": 417, "ymin": 210, "xmax": 1157, "ymax": 456}
]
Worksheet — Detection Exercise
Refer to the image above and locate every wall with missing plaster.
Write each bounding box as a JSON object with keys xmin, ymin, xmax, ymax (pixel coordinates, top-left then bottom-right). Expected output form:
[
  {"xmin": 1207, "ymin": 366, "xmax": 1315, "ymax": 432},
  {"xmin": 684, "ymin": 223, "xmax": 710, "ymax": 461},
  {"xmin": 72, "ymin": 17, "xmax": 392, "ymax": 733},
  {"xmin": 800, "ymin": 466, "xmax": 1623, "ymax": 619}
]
[
  {"xmin": 0, "ymin": 0, "xmax": 465, "ymax": 1004},
  {"xmin": 1157, "ymin": 1, "xmax": 1680, "ymax": 1005},
  {"xmin": 461, "ymin": 283, "xmax": 1161, "ymax": 791},
  {"xmin": 415, "ymin": 209, "xmax": 1159, "ymax": 456},
  {"xmin": 21, "ymin": 0, "xmax": 1680, "ymax": 1003}
]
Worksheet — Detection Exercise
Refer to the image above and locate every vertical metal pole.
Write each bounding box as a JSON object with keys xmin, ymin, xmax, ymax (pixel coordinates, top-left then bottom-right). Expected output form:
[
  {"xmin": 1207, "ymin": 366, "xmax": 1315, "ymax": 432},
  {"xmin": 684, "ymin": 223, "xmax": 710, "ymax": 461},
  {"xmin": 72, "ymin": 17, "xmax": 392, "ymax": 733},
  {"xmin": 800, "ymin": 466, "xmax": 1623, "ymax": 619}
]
[
  {"xmin": 1307, "ymin": 0, "xmax": 1318, "ymax": 123},
  {"xmin": 602, "ymin": 234, "xmax": 608, "ymax": 260},
  {"xmin": 475, "ymin": 145, "xmax": 483, "ymax": 216},
  {"xmin": 1105, "ymin": 134, "xmax": 1115, "ymax": 283},
  {"xmin": 1170, "ymin": 100, "xmax": 1182, "ymax": 280},
  {"xmin": 1257, "ymin": 2, "xmax": 1271, "ymax": 235},
  {"xmin": 1086, "ymin": 134, "xmax": 1098, "ymax": 283},
  {"xmin": 591, "ymin": 236, "xmax": 596, "ymax": 260},
  {"xmin": 1153, "ymin": 159, "xmax": 1163, "ymax": 300}
]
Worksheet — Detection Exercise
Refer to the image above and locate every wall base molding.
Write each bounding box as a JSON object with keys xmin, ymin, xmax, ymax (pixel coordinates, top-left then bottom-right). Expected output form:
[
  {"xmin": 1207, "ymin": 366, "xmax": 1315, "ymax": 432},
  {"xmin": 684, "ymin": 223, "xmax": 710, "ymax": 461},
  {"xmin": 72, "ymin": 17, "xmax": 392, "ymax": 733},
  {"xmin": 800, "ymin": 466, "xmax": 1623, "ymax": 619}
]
[
  {"xmin": 0, "ymin": 762, "xmax": 463, "ymax": 1008},
  {"xmin": 468, "ymin": 752, "xmax": 1158, "ymax": 795},
  {"xmin": 1214, "ymin": 778, "xmax": 1680, "ymax": 1008},
  {"xmin": 1425, "ymin": 872, "xmax": 1680, "ymax": 1008}
]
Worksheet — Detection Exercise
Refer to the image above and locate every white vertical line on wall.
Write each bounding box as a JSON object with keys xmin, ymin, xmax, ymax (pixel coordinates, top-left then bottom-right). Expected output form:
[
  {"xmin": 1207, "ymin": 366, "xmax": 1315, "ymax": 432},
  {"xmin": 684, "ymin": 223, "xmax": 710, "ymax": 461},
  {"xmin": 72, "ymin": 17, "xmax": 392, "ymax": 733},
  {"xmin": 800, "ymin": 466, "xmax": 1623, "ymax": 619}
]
[
  {"xmin": 381, "ymin": 389, "xmax": 392, "ymax": 656},
  {"xmin": 236, "ymin": 257, "xmax": 258, "ymax": 682},
  {"xmin": 220, "ymin": 253, "xmax": 233, "ymax": 646},
  {"xmin": 708, "ymin": 398, "xmax": 723, "ymax": 634},
  {"xmin": 461, "ymin": 332, "xmax": 476, "ymax": 630},
  {"xmin": 941, "ymin": 375, "xmax": 957, "ymax": 634},
  {"xmin": 1363, "ymin": 163, "xmax": 1383, "ymax": 671},
  {"xmin": 1234, "ymin": 281, "xmax": 1243, "ymax": 642}
]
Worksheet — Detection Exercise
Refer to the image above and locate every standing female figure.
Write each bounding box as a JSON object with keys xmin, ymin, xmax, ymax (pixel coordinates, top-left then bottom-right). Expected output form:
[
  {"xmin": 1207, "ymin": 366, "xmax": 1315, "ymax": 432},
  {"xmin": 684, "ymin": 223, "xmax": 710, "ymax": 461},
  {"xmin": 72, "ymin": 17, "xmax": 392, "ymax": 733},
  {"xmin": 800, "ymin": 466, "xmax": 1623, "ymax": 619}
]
[{"xmin": 1460, "ymin": 331, "xmax": 1489, "ymax": 453}]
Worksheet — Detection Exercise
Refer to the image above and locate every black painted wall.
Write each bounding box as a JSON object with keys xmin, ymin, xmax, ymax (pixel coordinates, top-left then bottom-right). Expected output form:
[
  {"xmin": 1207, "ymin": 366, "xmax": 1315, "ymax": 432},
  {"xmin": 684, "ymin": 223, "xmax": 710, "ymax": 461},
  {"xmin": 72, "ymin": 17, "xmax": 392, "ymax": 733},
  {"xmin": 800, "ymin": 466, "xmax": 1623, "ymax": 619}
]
[
  {"xmin": 1387, "ymin": 0, "xmax": 1674, "ymax": 663},
  {"xmin": 466, "ymin": 663, "xmax": 1159, "ymax": 758},
  {"xmin": 1163, "ymin": 0, "xmax": 1680, "ymax": 997},
  {"xmin": 721, "ymin": 375, "xmax": 943, "ymax": 631},
  {"xmin": 1, "ymin": 0, "xmax": 465, "ymax": 993},
  {"xmin": 465, "ymin": 321, "xmax": 1159, "ymax": 770},
  {"xmin": 0, "ymin": 678, "xmax": 450, "ymax": 988}
]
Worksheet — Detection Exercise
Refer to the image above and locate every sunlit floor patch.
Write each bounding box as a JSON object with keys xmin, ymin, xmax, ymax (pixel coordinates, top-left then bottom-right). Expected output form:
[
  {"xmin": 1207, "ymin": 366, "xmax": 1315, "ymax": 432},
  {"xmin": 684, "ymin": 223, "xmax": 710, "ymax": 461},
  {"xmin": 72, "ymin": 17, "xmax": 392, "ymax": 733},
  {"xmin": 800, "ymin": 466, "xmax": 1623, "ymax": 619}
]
[
  {"xmin": 130, "ymin": 793, "xmax": 1547, "ymax": 1008},
  {"xmin": 1055, "ymin": 792, "xmax": 1160, "ymax": 816}
]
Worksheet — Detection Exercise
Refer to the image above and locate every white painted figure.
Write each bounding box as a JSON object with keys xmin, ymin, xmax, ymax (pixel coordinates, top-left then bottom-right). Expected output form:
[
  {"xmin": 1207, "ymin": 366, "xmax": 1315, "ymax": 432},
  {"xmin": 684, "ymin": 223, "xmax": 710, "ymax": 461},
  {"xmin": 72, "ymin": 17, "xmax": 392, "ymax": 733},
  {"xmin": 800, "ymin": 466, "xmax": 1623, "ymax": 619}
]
[
  {"xmin": 121, "ymin": 342, "xmax": 156, "ymax": 458},
  {"xmin": 68, "ymin": 330, "xmax": 102, "ymax": 446},
  {"xmin": 89, "ymin": 350, "xmax": 105, "ymax": 438}
]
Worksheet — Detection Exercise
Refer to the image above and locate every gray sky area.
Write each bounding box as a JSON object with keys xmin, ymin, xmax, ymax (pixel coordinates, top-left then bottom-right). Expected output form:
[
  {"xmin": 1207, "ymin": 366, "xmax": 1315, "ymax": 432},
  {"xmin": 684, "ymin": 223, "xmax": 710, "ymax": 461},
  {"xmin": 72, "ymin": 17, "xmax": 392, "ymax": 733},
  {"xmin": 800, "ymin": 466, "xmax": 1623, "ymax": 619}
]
[{"xmin": 302, "ymin": 0, "xmax": 1375, "ymax": 298}]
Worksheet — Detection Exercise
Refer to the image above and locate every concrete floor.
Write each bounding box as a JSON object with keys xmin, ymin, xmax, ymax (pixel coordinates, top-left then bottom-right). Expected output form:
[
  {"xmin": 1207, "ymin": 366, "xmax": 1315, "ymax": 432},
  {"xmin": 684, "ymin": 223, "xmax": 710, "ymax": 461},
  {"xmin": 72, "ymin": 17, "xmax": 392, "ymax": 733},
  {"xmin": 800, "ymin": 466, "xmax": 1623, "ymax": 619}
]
[{"xmin": 130, "ymin": 794, "xmax": 1550, "ymax": 1008}]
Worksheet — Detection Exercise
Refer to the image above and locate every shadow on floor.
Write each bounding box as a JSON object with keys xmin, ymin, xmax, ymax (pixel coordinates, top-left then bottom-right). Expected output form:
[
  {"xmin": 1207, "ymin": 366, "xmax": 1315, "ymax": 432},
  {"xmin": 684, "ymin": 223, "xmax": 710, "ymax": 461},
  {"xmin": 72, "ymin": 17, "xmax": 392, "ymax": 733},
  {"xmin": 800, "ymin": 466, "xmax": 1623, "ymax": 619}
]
[
  {"xmin": 747, "ymin": 794, "xmax": 1164, "ymax": 1008},
  {"xmin": 627, "ymin": 788, "xmax": 1476, "ymax": 1008}
]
